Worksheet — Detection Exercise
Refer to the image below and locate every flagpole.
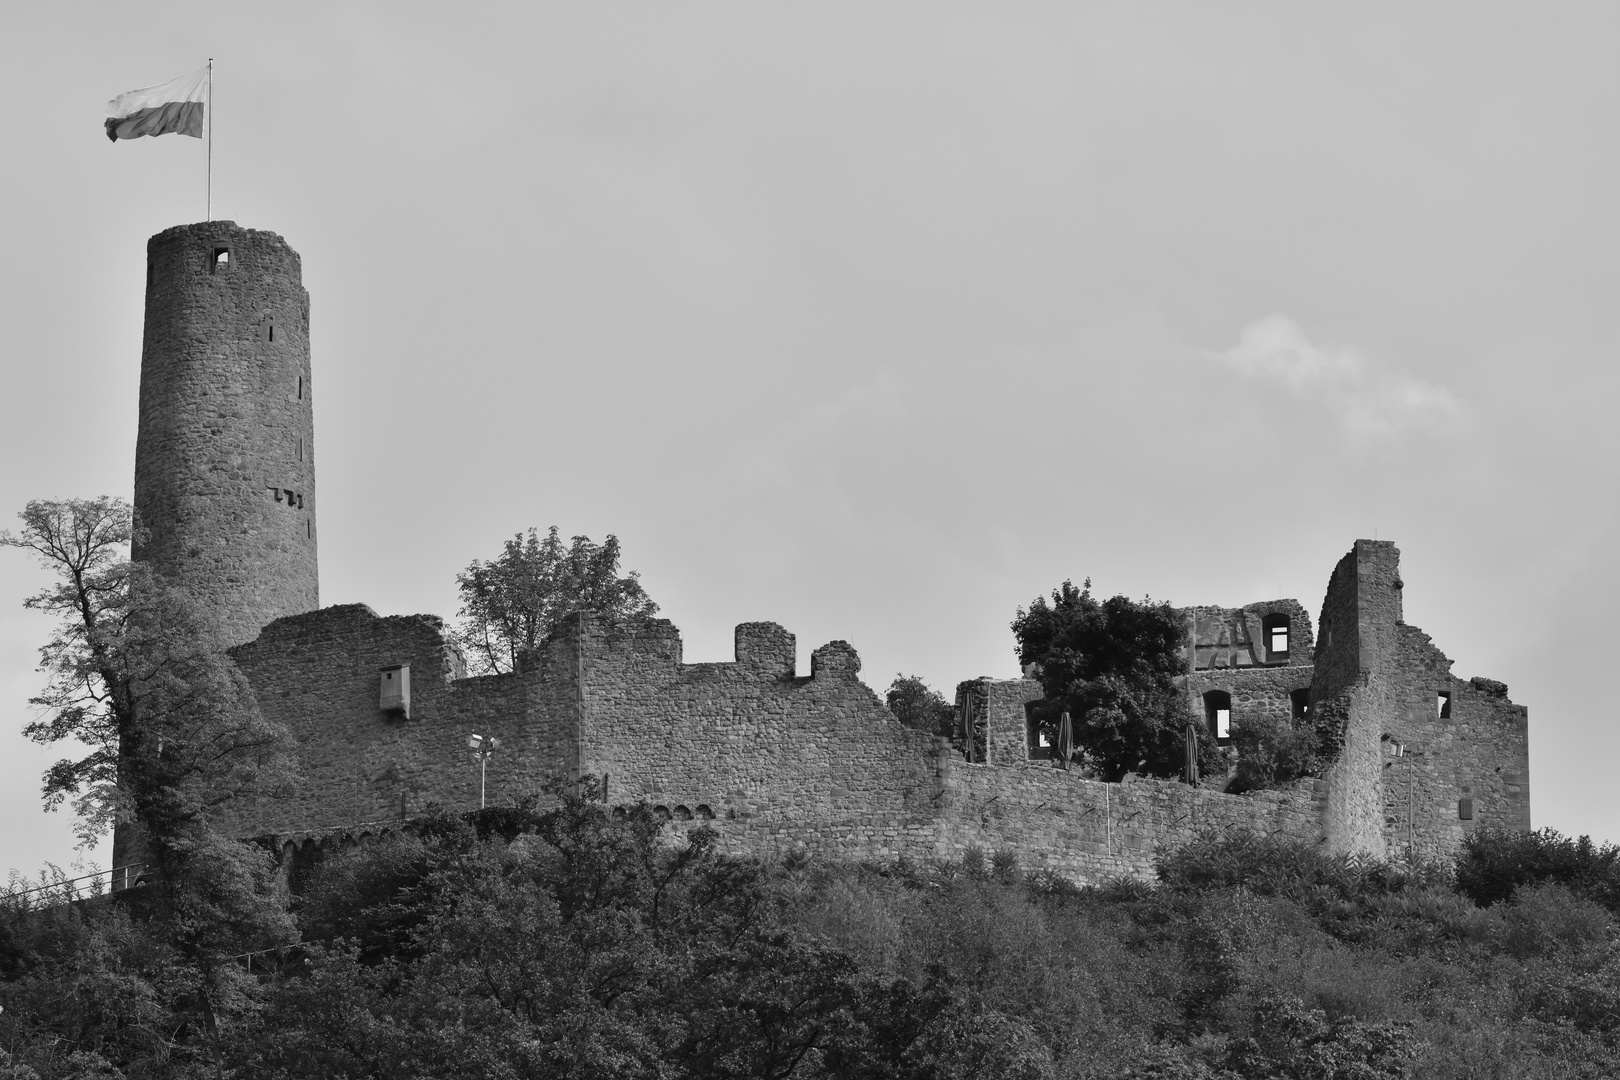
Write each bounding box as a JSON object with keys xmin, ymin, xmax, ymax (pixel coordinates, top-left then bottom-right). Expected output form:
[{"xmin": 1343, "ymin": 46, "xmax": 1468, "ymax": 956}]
[{"xmin": 206, "ymin": 59, "xmax": 213, "ymax": 221}]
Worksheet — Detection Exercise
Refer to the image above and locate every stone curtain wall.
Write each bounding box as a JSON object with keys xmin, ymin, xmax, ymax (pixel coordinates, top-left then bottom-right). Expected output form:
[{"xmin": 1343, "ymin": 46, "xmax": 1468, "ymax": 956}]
[
  {"xmin": 134, "ymin": 222, "xmax": 318, "ymax": 649},
  {"xmin": 228, "ymin": 605, "xmax": 580, "ymax": 841},
  {"xmin": 224, "ymin": 541, "xmax": 1526, "ymax": 883},
  {"xmin": 940, "ymin": 764, "xmax": 1325, "ymax": 880},
  {"xmin": 571, "ymin": 617, "xmax": 948, "ymax": 859}
]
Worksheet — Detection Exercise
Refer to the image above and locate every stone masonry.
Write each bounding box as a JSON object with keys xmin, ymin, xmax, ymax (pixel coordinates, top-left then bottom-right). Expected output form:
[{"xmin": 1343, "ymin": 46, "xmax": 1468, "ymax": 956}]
[
  {"xmin": 223, "ymin": 537, "xmax": 1526, "ymax": 883},
  {"xmin": 121, "ymin": 222, "xmax": 1532, "ymax": 887},
  {"xmin": 133, "ymin": 222, "xmax": 317, "ymax": 650}
]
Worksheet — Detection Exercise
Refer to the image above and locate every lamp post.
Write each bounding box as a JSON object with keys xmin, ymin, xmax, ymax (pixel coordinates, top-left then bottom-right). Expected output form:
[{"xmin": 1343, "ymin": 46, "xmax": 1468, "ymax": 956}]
[{"xmin": 468, "ymin": 733, "xmax": 501, "ymax": 809}]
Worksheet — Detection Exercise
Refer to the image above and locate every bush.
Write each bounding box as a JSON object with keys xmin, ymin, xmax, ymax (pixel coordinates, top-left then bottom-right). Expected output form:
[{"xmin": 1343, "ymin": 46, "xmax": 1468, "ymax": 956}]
[
  {"xmin": 1487, "ymin": 882, "xmax": 1614, "ymax": 960},
  {"xmin": 1455, "ymin": 827, "xmax": 1620, "ymax": 911},
  {"xmin": 1225, "ymin": 713, "xmax": 1321, "ymax": 794}
]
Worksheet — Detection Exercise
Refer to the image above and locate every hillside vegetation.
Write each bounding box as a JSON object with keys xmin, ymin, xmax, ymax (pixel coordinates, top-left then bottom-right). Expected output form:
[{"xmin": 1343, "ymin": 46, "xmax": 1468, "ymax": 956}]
[{"xmin": 4, "ymin": 799, "xmax": 1620, "ymax": 1079}]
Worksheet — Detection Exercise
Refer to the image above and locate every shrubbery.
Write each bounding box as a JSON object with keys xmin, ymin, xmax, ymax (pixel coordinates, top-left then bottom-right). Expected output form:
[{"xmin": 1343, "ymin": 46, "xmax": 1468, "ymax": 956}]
[
  {"xmin": 5, "ymin": 818, "xmax": 1620, "ymax": 1077},
  {"xmin": 1456, "ymin": 826, "xmax": 1620, "ymax": 910}
]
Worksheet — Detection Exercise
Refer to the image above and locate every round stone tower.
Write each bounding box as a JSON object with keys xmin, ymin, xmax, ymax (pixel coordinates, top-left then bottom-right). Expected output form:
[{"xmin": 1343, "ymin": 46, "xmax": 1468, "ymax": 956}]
[{"xmin": 133, "ymin": 222, "xmax": 318, "ymax": 647}]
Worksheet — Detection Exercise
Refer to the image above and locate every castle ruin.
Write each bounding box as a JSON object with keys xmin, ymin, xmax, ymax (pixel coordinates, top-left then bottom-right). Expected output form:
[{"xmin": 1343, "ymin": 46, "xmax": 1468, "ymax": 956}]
[{"xmin": 114, "ymin": 223, "xmax": 1532, "ymax": 884}]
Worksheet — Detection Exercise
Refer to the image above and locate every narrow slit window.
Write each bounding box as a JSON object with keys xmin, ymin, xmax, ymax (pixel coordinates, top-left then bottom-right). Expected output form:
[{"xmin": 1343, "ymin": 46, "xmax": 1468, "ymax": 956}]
[
  {"xmin": 1437, "ymin": 691, "xmax": 1452, "ymax": 719},
  {"xmin": 297, "ymin": 437, "xmax": 304, "ymax": 461},
  {"xmin": 297, "ymin": 376, "xmax": 303, "ymax": 401},
  {"xmin": 268, "ymin": 324, "xmax": 276, "ymax": 343}
]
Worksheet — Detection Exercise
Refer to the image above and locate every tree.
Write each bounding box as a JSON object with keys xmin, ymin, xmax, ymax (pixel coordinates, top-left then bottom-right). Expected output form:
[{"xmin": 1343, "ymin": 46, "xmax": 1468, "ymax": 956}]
[
  {"xmin": 0, "ymin": 497, "xmax": 135, "ymax": 840},
  {"xmin": 885, "ymin": 675, "xmax": 955, "ymax": 737},
  {"xmin": 2, "ymin": 498, "xmax": 296, "ymax": 847},
  {"xmin": 1011, "ymin": 578, "xmax": 1219, "ymax": 782},
  {"xmin": 2, "ymin": 498, "xmax": 298, "ymax": 1055},
  {"xmin": 455, "ymin": 526, "xmax": 658, "ymax": 674}
]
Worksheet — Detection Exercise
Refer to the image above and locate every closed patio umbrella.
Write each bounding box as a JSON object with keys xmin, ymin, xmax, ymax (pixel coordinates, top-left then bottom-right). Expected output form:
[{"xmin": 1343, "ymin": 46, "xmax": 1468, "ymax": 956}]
[{"xmin": 1184, "ymin": 722, "xmax": 1199, "ymax": 787}]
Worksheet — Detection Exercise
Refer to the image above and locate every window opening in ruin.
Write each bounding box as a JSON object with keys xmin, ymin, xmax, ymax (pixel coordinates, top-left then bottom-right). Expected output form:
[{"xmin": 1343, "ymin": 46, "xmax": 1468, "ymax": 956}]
[
  {"xmin": 297, "ymin": 437, "xmax": 304, "ymax": 462},
  {"xmin": 1437, "ymin": 691, "xmax": 1452, "ymax": 719},
  {"xmin": 268, "ymin": 324, "xmax": 276, "ymax": 343},
  {"xmin": 306, "ymin": 520, "xmax": 311, "ymax": 539},
  {"xmin": 1291, "ymin": 688, "xmax": 1311, "ymax": 721},
  {"xmin": 210, "ymin": 245, "xmax": 231, "ymax": 273},
  {"xmin": 1025, "ymin": 702, "xmax": 1049, "ymax": 759},
  {"xmin": 297, "ymin": 375, "xmax": 303, "ymax": 400},
  {"xmin": 1203, "ymin": 690, "xmax": 1232, "ymax": 744},
  {"xmin": 1263, "ymin": 614, "xmax": 1290, "ymax": 661}
]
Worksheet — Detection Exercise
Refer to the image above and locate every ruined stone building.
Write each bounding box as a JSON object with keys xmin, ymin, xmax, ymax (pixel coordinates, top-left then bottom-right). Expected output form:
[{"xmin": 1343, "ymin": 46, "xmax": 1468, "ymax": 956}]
[{"xmin": 112, "ymin": 222, "xmax": 1532, "ymax": 885}]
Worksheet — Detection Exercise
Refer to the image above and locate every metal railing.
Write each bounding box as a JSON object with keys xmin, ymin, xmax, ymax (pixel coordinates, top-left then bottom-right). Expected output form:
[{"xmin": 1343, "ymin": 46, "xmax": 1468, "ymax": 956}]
[{"xmin": 2, "ymin": 863, "xmax": 150, "ymax": 909}]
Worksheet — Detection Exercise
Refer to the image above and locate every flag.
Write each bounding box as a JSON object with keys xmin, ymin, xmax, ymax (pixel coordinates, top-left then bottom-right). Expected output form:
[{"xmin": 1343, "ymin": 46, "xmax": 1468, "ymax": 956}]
[{"xmin": 106, "ymin": 67, "xmax": 207, "ymax": 142}]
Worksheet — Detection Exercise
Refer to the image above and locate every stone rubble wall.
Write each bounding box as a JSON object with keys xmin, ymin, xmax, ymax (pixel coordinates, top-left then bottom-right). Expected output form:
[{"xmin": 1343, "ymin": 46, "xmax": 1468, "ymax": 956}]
[
  {"xmin": 228, "ymin": 604, "xmax": 578, "ymax": 841},
  {"xmin": 572, "ymin": 617, "xmax": 945, "ymax": 853},
  {"xmin": 1179, "ymin": 599, "xmax": 1316, "ymax": 671},
  {"xmin": 1378, "ymin": 623, "xmax": 1531, "ymax": 860},
  {"xmin": 134, "ymin": 222, "xmax": 318, "ymax": 649},
  {"xmin": 1313, "ymin": 542, "xmax": 1392, "ymax": 855},
  {"xmin": 1187, "ymin": 663, "xmax": 1316, "ymax": 739},
  {"xmin": 225, "ymin": 542, "xmax": 1527, "ymax": 886}
]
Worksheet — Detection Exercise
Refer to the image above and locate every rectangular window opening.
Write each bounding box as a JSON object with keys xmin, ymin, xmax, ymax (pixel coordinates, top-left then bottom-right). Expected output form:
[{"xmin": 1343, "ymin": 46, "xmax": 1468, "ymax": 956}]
[
  {"xmin": 297, "ymin": 376, "xmax": 303, "ymax": 401},
  {"xmin": 1203, "ymin": 690, "xmax": 1233, "ymax": 745},
  {"xmin": 1263, "ymin": 615, "xmax": 1291, "ymax": 661},
  {"xmin": 1437, "ymin": 691, "xmax": 1452, "ymax": 719},
  {"xmin": 210, "ymin": 246, "xmax": 231, "ymax": 273},
  {"xmin": 297, "ymin": 437, "xmax": 304, "ymax": 461}
]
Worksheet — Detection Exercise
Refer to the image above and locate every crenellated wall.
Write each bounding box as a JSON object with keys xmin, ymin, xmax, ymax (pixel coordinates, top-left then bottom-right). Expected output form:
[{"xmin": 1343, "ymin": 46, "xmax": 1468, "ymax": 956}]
[{"xmin": 219, "ymin": 539, "xmax": 1529, "ymax": 884}]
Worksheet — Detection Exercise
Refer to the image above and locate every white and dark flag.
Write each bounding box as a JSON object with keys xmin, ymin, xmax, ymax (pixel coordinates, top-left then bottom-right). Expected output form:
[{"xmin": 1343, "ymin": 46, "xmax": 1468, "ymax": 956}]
[{"xmin": 105, "ymin": 67, "xmax": 207, "ymax": 142}]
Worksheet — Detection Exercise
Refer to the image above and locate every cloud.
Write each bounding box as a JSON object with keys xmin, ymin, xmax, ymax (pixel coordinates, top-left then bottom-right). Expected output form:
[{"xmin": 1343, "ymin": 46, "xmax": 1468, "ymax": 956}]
[{"xmin": 1210, "ymin": 315, "xmax": 1464, "ymax": 439}]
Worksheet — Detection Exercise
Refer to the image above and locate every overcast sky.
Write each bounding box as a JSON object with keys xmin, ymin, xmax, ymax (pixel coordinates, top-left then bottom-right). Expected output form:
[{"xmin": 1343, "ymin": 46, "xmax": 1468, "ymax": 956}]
[{"xmin": 3, "ymin": 3, "xmax": 1616, "ymax": 876}]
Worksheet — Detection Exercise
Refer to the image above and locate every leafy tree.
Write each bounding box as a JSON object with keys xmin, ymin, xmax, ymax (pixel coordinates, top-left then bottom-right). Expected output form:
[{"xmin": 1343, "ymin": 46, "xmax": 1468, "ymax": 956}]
[
  {"xmin": 1, "ymin": 497, "xmax": 136, "ymax": 839},
  {"xmin": 242, "ymin": 784, "xmax": 962, "ymax": 1080},
  {"xmin": 885, "ymin": 675, "xmax": 955, "ymax": 737},
  {"xmin": 1456, "ymin": 827, "xmax": 1620, "ymax": 911},
  {"xmin": 1011, "ymin": 579, "xmax": 1219, "ymax": 781},
  {"xmin": 1, "ymin": 498, "xmax": 298, "ymax": 1058},
  {"xmin": 1, "ymin": 498, "xmax": 296, "ymax": 848},
  {"xmin": 455, "ymin": 526, "xmax": 658, "ymax": 674},
  {"xmin": 1226, "ymin": 713, "xmax": 1321, "ymax": 795}
]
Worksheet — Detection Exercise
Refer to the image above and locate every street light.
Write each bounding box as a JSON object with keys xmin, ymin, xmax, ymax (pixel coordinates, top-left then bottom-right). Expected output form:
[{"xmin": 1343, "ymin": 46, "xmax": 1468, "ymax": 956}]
[{"xmin": 468, "ymin": 733, "xmax": 501, "ymax": 809}]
